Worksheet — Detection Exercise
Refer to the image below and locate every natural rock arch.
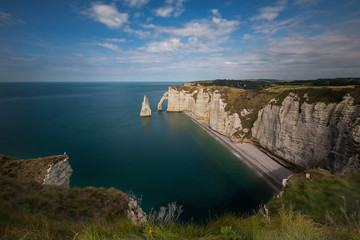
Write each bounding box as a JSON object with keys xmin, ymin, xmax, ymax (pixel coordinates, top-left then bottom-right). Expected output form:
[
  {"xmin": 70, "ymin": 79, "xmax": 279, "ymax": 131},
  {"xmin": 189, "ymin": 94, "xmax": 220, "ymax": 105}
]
[{"xmin": 158, "ymin": 91, "xmax": 169, "ymax": 111}]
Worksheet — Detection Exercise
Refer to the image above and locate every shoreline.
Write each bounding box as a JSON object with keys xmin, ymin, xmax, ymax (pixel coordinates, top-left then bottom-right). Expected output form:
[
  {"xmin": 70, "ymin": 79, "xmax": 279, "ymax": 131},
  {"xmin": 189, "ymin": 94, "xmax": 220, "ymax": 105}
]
[{"xmin": 183, "ymin": 111, "xmax": 293, "ymax": 192}]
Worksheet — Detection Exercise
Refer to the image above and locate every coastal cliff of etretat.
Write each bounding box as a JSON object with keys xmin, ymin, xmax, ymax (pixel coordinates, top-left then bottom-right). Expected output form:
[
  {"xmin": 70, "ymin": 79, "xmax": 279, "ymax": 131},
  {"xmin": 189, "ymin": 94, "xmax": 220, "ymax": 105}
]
[{"xmin": 1, "ymin": 79, "xmax": 360, "ymax": 239}]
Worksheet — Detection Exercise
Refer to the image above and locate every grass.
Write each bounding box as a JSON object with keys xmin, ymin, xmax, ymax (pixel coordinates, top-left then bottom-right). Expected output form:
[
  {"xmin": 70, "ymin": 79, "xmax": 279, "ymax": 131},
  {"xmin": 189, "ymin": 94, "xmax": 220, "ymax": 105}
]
[
  {"xmin": 267, "ymin": 169, "xmax": 360, "ymax": 225},
  {"xmin": 1, "ymin": 169, "xmax": 360, "ymax": 239},
  {"xmin": 0, "ymin": 176, "xmax": 129, "ymax": 223},
  {"xmin": 0, "ymin": 154, "xmax": 68, "ymax": 183}
]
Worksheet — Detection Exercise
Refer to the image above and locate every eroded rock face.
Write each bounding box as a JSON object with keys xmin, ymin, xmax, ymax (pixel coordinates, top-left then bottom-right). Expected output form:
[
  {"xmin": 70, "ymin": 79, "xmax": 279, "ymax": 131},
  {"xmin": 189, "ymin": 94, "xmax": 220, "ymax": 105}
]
[
  {"xmin": 158, "ymin": 92, "xmax": 168, "ymax": 111},
  {"xmin": 166, "ymin": 87, "xmax": 245, "ymax": 141},
  {"xmin": 127, "ymin": 198, "xmax": 147, "ymax": 225},
  {"xmin": 43, "ymin": 157, "xmax": 73, "ymax": 188},
  {"xmin": 140, "ymin": 95, "xmax": 152, "ymax": 117},
  {"xmin": 252, "ymin": 93, "xmax": 360, "ymax": 173}
]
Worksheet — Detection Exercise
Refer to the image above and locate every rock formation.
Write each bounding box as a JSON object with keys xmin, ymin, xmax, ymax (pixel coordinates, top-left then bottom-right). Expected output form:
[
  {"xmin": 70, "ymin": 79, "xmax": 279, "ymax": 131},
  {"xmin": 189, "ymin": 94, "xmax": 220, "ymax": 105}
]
[
  {"xmin": 140, "ymin": 95, "xmax": 152, "ymax": 117},
  {"xmin": 163, "ymin": 87, "xmax": 246, "ymax": 142},
  {"xmin": 158, "ymin": 91, "xmax": 168, "ymax": 111},
  {"xmin": 43, "ymin": 156, "xmax": 73, "ymax": 188},
  {"xmin": 0, "ymin": 154, "xmax": 73, "ymax": 188},
  {"xmin": 127, "ymin": 198, "xmax": 147, "ymax": 225},
  {"xmin": 252, "ymin": 93, "xmax": 360, "ymax": 174},
  {"xmin": 161, "ymin": 86, "xmax": 360, "ymax": 174}
]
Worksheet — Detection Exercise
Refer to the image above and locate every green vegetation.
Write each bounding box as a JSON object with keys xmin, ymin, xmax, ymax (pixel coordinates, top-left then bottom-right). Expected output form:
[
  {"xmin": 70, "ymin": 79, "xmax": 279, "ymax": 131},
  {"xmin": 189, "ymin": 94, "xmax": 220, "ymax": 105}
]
[
  {"xmin": 268, "ymin": 87, "xmax": 360, "ymax": 106},
  {"xmin": 267, "ymin": 169, "xmax": 360, "ymax": 225},
  {"xmin": 1, "ymin": 168, "xmax": 360, "ymax": 239},
  {"xmin": 0, "ymin": 154, "xmax": 68, "ymax": 183},
  {"xmin": 0, "ymin": 177, "xmax": 129, "ymax": 222},
  {"xmin": 189, "ymin": 78, "xmax": 360, "ymax": 90}
]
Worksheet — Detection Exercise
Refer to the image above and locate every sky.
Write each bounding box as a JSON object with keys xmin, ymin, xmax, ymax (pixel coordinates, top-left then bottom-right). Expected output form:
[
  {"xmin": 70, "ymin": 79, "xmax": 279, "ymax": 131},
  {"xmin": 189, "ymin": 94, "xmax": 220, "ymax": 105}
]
[{"xmin": 0, "ymin": 0, "xmax": 360, "ymax": 82}]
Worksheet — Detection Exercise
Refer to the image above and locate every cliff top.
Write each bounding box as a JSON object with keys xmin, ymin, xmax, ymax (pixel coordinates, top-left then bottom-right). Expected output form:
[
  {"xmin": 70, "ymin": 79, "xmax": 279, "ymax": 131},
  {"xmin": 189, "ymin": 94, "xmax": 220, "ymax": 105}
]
[
  {"xmin": 0, "ymin": 154, "xmax": 68, "ymax": 184},
  {"xmin": 186, "ymin": 77, "xmax": 360, "ymax": 90},
  {"xmin": 267, "ymin": 169, "xmax": 360, "ymax": 224},
  {"xmin": 0, "ymin": 175, "xmax": 129, "ymax": 223}
]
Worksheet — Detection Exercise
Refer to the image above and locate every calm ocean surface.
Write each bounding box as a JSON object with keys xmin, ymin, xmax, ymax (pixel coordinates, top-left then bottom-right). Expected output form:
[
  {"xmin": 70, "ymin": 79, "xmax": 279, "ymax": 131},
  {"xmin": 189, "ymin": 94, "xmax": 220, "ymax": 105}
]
[{"xmin": 0, "ymin": 82, "xmax": 273, "ymax": 221}]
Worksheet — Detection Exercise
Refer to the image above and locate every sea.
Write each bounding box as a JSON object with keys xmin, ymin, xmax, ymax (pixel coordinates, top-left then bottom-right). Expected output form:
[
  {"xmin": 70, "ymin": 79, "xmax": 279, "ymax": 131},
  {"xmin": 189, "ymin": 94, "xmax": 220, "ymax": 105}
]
[{"xmin": 0, "ymin": 82, "xmax": 273, "ymax": 221}]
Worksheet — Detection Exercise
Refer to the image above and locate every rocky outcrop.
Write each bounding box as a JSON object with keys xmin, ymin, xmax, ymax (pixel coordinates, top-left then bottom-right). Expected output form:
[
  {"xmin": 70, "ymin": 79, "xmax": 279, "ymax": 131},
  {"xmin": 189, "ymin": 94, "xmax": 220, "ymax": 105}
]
[
  {"xmin": 158, "ymin": 92, "xmax": 168, "ymax": 111},
  {"xmin": 0, "ymin": 154, "xmax": 73, "ymax": 188},
  {"xmin": 163, "ymin": 87, "xmax": 248, "ymax": 142},
  {"xmin": 140, "ymin": 95, "xmax": 152, "ymax": 117},
  {"xmin": 252, "ymin": 93, "xmax": 360, "ymax": 173},
  {"xmin": 43, "ymin": 156, "xmax": 73, "ymax": 188},
  {"xmin": 127, "ymin": 198, "xmax": 147, "ymax": 225}
]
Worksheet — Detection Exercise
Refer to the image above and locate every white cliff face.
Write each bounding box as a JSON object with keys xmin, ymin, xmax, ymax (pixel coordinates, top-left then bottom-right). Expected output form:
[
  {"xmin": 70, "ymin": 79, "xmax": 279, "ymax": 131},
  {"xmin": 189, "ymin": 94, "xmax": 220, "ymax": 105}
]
[
  {"xmin": 43, "ymin": 157, "xmax": 73, "ymax": 188},
  {"xmin": 164, "ymin": 87, "xmax": 246, "ymax": 141},
  {"xmin": 252, "ymin": 93, "xmax": 360, "ymax": 173},
  {"xmin": 158, "ymin": 92, "xmax": 168, "ymax": 111},
  {"xmin": 140, "ymin": 95, "xmax": 152, "ymax": 117}
]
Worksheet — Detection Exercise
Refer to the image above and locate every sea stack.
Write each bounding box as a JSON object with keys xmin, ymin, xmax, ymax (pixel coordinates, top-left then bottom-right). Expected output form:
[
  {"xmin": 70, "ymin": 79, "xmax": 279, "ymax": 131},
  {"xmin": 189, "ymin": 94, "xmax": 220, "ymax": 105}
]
[{"xmin": 140, "ymin": 95, "xmax": 152, "ymax": 117}]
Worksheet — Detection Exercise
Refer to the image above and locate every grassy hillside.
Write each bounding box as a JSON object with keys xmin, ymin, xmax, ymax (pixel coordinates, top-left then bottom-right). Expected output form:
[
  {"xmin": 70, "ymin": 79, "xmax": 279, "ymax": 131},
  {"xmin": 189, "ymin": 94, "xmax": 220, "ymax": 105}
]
[
  {"xmin": 0, "ymin": 154, "xmax": 68, "ymax": 183},
  {"xmin": 1, "ymin": 168, "xmax": 360, "ymax": 239}
]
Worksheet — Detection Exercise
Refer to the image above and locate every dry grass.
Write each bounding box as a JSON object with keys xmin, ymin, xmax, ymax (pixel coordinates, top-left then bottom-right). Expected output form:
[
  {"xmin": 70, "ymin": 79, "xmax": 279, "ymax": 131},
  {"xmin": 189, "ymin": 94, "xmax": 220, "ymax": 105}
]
[
  {"xmin": 1, "ymin": 170, "xmax": 360, "ymax": 239},
  {"xmin": 0, "ymin": 154, "xmax": 68, "ymax": 183}
]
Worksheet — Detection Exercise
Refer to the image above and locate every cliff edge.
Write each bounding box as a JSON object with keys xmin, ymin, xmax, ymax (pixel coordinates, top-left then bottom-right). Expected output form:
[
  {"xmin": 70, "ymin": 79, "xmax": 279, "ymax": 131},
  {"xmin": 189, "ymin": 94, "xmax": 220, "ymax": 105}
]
[
  {"xmin": 159, "ymin": 85, "xmax": 360, "ymax": 174},
  {"xmin": 0, "ymin": 154, "xmax": 147, "ymax": 225},
  {"xmin": 0, "ymin": 154, "xmax": 72, "ymax": 188}
]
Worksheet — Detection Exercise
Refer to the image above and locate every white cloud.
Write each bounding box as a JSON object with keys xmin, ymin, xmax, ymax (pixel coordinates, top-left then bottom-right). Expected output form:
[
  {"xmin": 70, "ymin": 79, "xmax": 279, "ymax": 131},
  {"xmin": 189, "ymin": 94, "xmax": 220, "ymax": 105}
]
[
  {"xmin": 106, "ymin": 38, "xmax": 126, "ymax": 42},
  {"xmin": 138, "ymin": 36, "xmax": 222, "ymax": 56},
  {"xmin": 141, "ymin": 38, "xmax": 183, "ymax": 53},
  {"xmin": 250, "ymin": 0, "xmax": 287, "ymax": 21},
  {"xmin": 155, "ymin": 6, "xmax": 174, "ymax": 17},
  {"xmin": 82, "ymin": 3, "xmax": 128, "ymax": 29},
  {"xmin": 242, "ymin": 34, "xmax": 253, "ymax": 40},
  {"xmin": 252, "ymin": 17, "xmax": 297, "ymax": 34},
  {"xmin": 294, "ymin": 0, "xmax": 320, "ymax": 7},
  {"xmin": 97, "ymin": 42, "xmax": 122, "ymax": 52},
  {"xmin": 154, "ymin": 0, "xmax": 186, "ymax": 17},
  {"xmin": 253, "ymin": 33, "xmax": 360, "ymax": 73},
  {"xmin": 122, "ymin": 0, "xmax": 150, "ymax": 8},
  {"xmin": 0, "ymin": 10, "xmax": 24, "ymax": 25},
  {"xmin": 123, "ymin": 26, "xmax": 151, "ymax": 38},
  {"xmin": 173, "ymin": 0, "xmax": 186, "ymax": 17},
  {"xmin": 249, "ymin": 0, "xmax": 302, "ymax": 36},
  {"xmin": 145, "ymin": 10, "xmax": 239, "ymax": 39},
  {"xmin": 211, "ymin": 9, "xmax": 221, "ymax": 17}
]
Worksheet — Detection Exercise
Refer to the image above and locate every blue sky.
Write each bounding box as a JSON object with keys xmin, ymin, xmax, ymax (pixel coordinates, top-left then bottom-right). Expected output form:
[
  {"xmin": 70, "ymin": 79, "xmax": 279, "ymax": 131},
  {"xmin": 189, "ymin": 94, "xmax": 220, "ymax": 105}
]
[{"xmin": 0, "ymin": 0, "xmax": 360, "ymax": 82}]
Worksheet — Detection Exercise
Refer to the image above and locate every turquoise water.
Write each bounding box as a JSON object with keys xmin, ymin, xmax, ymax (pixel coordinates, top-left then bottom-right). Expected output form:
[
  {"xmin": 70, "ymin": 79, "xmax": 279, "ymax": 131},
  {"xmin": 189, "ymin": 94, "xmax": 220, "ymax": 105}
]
[{"xmin": 0, "ymin": 82, "xmax": 273, "ymax": 221}]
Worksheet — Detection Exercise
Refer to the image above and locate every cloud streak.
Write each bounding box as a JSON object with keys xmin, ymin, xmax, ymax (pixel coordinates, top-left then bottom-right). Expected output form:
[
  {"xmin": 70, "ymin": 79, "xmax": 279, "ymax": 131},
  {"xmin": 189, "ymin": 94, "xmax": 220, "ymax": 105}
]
[
  {"xmin": 250, "ymin": 0, "xmax": 287, "ymax": 21},
  {"xmin": 122, "ymin": 0, "xmax": 149, "ymax": 8},
  {"xmin": 0, "ymin": 10, "xmax": 24, "ymax": 25},
  {"xmin": 155, "ymin": 0, "xmax": 187, "ymax": 17}
]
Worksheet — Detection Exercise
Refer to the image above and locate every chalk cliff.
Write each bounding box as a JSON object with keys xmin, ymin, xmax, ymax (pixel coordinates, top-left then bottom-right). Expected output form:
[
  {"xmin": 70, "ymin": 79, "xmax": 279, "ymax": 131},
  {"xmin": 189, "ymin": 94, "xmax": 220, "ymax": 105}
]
[
  {"xmin": 43, "ymin": 156, "xmax": 73, "ymax": 188},
  {"xmin": 164, "ymin": 87, "xmax": 248, "ymax": 142},
  {"xmin": 252, "ymin": 93, "xmax": 360, "ymax": 174},
  {"xmin": 140, "ymin": 95, "xmax": 152, "ymax": 117},
  {"xmin": 0, "ymin": 154, "xmax": 73, "ymax": 188},
  {"xmin": 160, "ymin": 86, "xmax": 360, "ymax": 173}
]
